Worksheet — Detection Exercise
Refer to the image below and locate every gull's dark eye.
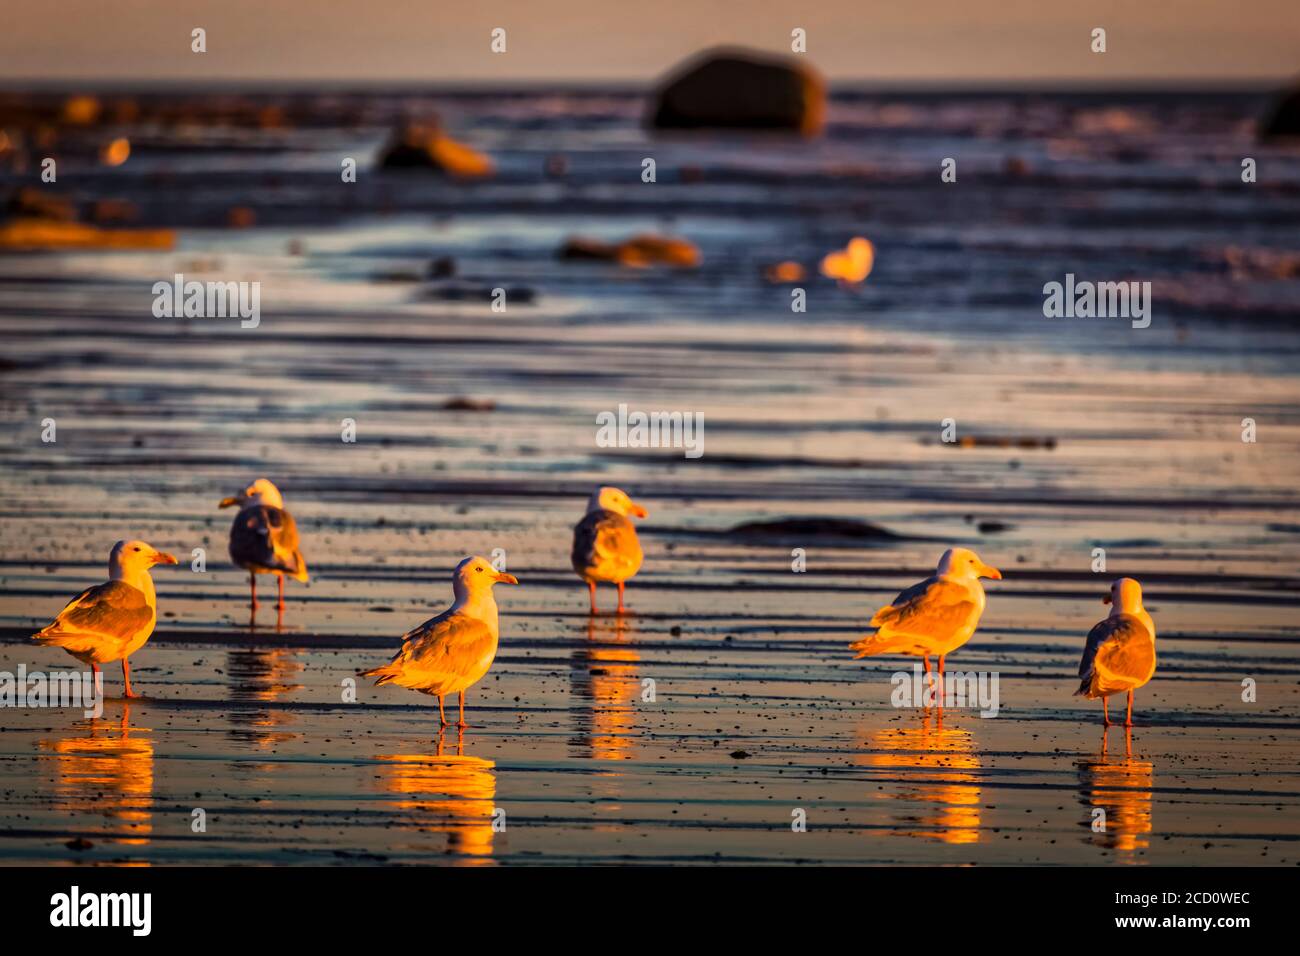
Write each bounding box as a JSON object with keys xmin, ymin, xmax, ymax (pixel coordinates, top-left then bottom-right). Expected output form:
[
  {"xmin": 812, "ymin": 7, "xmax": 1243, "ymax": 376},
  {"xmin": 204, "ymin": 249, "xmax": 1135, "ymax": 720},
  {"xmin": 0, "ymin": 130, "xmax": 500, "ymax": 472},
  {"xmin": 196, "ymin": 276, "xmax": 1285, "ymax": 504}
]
[
  {"xmin": 133, "ymin": 547, "xmax": 141, "ymax": 552},
  {"xmin": 476, "ymin": 566, "xmax": 484, "ymax": 572}
]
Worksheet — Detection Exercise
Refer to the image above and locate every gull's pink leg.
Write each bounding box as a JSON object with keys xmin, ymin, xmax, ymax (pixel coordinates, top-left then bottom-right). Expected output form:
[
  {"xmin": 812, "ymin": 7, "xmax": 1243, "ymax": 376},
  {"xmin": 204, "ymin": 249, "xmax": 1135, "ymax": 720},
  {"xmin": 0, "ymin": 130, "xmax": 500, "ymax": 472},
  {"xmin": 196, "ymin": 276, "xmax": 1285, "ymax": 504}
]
[
  {"xmin": 249, "ymin": 572, "xmax": 259, "ymax": 610},
  {"xmin": 122, "ymin": 658, "xmax": 140, "ymax": 699},
  {"xmin": 438, "ymin": 695, "xmax": 448, "ymax": 727},
  {"xmin": 938, "ymin": 655, "xmax": 946, "ymax": 708},
  {"xmin": 588, "ymin": 580, "xmax": 598, "ymax": 615},
  {"xmin": 458, "ymin": 691, "xmax": 468, "ymax": 729},
  {"xmin": 617, "ymin": 582, "xmax": 627, "ymax": 615},
  {"xmin": 1125, "ymin": 690, "xmax": 1134, "ymax": 727},
  {"xmin": 277, "ymin": 574, "xmax": 285, "ymax": 612},
  {"xmin": 1103, "ymin": 696, "xmax": 1111, "ymax": 727},
  {"xmin": 923, "ymin": 655, "xmax": 932, "ymax": 708}
]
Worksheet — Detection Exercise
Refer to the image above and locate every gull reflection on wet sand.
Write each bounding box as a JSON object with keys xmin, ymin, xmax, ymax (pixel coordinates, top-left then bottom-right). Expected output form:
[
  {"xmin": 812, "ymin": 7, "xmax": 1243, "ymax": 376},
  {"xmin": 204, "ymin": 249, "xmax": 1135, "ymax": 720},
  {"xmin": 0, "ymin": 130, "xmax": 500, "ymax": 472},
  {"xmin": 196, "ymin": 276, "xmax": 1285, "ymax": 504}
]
[
  {"xmin": 858, "ymin": 714, "xmax": 983, "ymax": 845},
  {"xmin": 570, "ymin": 617, "xmax": 641, "ymax": 763},
  {"xmin": 375, "ymin": 730, "xmax": 498, "ymax": 863},
  {"xmin": 40, "ymin": 707, "xmax": 154, "ymax": 862},
  {"xmin": 1077, "ymin": 727, "xmax": 1154, "ymax": 856},
  {"xmin": 226, "ymin": 647, "xmax": 304, "ymax": 757}
]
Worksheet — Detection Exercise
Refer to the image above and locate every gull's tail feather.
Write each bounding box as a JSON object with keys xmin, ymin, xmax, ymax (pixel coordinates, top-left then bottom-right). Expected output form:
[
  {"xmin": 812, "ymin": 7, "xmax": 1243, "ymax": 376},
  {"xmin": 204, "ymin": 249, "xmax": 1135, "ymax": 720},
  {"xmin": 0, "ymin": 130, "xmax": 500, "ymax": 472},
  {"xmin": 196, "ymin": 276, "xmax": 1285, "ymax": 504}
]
[
  {"xmin": 848, "ymin": 600, "xmax": 912, "ymax": 658},
  {"xmin": 849, "ymin": 630, "xmax": 906, "ymax": 659},
  {"xmin": 32, "ymin": 626, "xmax": 102, "ymax": 657},
  {"xmin": 361, "ymin": 661, "xmax": 401, "ymax": 685},
  {"xmin": 1075, "ymin": 673, "xmax": 1110, "ymax": 699}
]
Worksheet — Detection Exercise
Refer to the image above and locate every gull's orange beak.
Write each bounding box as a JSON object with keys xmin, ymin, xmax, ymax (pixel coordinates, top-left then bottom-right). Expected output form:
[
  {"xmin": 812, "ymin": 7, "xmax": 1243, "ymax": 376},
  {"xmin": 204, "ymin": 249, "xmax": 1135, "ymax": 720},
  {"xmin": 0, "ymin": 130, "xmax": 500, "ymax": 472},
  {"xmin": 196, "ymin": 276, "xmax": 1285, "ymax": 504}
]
[
  {"xmin": 218, "ymin": 496, "xmax": 240, "ymax": 509},
  {"xmin": 980, "ymin": 563, "xmax": 1002, "ymax": 580},
  {"xmin": 630, "ymin": 502, "xmax": 649, "ymax": 519},
  {"xmin": 152, "ymin": 552, "xmax": 178, "ymax": 566},
  {"xmin": 494, "ymin": 571, "xmax": 519, "ymax": 585},
  {"xmin": 1102, "ymin": 594, "xmax": 1112, "ymax": 605}
]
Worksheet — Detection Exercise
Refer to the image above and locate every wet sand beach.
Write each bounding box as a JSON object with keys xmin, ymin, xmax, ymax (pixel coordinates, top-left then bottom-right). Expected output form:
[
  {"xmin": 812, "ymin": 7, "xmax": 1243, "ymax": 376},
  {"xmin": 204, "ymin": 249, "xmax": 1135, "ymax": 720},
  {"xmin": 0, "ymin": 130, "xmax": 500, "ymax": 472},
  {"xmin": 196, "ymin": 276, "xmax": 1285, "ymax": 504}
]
[{"xmin": 2, "ymin": 89, "xmax": 1299, "ymax": 865}]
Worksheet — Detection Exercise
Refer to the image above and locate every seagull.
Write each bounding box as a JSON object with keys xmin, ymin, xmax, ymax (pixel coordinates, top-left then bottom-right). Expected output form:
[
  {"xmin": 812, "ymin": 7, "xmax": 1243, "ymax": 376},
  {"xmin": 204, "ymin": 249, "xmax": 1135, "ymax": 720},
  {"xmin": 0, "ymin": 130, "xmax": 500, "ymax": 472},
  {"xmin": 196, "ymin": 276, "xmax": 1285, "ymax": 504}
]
[
  {"xmin": 1075, "ymin": 577, "xmax": 1156, "ymax": 727},
  {"xmin": 32, "ymin": 540, "xmax": 178, "ymax": 698},
  {"xmin": 571, "ymin": 486, "xmax": 648, "ymax": 615},
  {"xmin": 849, "ymin": 548, "xmax": 1002, "ymax": 704},
  {"xmin": 362, "ymin": 556, "xmax": 519, "ymax": 727},
  {"xmin": 219, "ymin": 478, "xmax": 308, "ymax": 613}
]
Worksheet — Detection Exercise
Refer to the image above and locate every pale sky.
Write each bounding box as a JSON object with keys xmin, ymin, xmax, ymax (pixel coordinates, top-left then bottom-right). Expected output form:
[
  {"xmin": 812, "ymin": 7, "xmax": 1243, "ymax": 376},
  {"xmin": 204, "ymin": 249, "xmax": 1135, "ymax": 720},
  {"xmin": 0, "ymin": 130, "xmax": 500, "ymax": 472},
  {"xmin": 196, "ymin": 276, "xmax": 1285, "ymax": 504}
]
[{"xmin": 1, "ymin": 0, "xmax": 1295, "ymax": 85}]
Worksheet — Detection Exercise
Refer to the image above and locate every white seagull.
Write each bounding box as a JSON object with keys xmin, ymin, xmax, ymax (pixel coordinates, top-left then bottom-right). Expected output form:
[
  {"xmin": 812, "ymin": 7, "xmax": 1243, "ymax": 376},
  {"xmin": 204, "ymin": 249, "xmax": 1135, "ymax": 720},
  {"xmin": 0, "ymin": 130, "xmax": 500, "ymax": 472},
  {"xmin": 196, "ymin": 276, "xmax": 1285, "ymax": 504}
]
[
  {"xmin": 362, "ymin": 556, "xmax": 519, "ymax": 727},
  {"xmin": 850, "ymin": 548, "xmax": 1002, "ymax": 703},
  {"xmin": 219, "ymin": 478, "xmax": 308, "ymax": 613},
  {"xmin": 32, "ymin": 539, "xmax": 178, "ymax": 698},
  {"xmin": 571, "ymin": 486, "xmax": 648, "ymax": 615},
  {"xmin": 1076, "ymin": 577, "xmax": 1156, "ymax": 727}
]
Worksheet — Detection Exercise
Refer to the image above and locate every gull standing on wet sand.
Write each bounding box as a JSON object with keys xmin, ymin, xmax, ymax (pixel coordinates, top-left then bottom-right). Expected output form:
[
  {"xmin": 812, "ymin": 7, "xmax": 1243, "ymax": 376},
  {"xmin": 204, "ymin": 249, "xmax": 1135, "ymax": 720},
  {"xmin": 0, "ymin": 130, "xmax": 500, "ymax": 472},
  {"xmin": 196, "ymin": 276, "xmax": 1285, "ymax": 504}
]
[
  {"xmin": 32, "ymin": 540, "xmax": 178, "ymax": 698},
  {"xmin": 849, "ymin": 548, "xmax": 1002, "ymax": 703},
  {"xmin": 1076, "ymin": 577, "xmax": 1156, "ymax": 727},
  {"xmin": 571, "ymin": 486, "xmax": 648, "ymax": 614},
  {"xmin": 219, "ymin": 478, "xmax": 308, "ymax": 612},
  {"xmin": 362, "ymin": 556, "xmax": 519, "ymax": 727}
]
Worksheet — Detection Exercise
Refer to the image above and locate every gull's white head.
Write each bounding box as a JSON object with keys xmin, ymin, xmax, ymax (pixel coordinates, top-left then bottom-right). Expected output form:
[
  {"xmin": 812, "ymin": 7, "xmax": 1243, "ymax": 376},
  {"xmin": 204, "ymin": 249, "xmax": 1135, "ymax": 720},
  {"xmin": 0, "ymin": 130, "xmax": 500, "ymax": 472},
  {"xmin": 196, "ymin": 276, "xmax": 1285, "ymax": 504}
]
[
  {"xmin": 588, "ymin": 486, "xmax": 648, "ymax": 519},
  {"xmin": 1102, "ymin": 577, "xmax": 1144, "ymax": 614},
  {"xmin": 109, "ymin": 539, "xmax": 178, "ymax": 578},
  {"xmin": 451, "ymin": 555, "xmax": 520, "ymax": 602},
  {"xmin": 937, "ymin": 547, "xmax": 1002, "ymax": 581},
  {"xmin": 220, "ymin": 477, "xmax": 284, "ymax": 511}
]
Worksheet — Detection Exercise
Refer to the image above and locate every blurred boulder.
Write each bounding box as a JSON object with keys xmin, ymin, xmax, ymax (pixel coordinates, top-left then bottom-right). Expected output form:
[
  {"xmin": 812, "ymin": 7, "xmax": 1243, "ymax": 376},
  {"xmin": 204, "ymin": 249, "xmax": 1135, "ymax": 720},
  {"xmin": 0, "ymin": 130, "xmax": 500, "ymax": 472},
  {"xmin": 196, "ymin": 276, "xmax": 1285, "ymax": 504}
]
[
  {"xmin": 1260, "ymin": 82, "xmax": 1300, "ymax": 140},
  {"xmin": 649, "ymin": 47, "xmax": 825, "ymax": 136}
]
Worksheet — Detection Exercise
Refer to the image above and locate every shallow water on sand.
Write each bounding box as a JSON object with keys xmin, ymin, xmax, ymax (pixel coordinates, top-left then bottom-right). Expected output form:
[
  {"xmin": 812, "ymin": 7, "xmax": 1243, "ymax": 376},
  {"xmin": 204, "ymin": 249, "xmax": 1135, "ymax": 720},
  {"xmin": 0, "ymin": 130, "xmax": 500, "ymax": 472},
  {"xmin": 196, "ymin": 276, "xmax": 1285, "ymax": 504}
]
[{"xmin": 1, "ymin": 89, "xmax": 1299, "ymax": 864}]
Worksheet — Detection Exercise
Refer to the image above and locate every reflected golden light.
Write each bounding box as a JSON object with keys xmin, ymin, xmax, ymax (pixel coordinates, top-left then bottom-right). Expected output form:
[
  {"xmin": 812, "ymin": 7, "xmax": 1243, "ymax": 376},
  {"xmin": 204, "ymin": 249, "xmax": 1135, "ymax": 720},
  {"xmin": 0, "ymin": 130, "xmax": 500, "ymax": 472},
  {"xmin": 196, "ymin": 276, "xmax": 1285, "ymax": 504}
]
[
  {"xmin": 820, "ymin": 236, "xmax": 874, "ymax": 285},
  {"xmin": 1077, "ymin": 727, "xmax": 1154, "ymax": 855},
  {"xmin": 227, "ymin": 648, "xmax": 303, "ymax": 754},
  {"xmin": 41, "ymin": 709, "xmax": 154, "ymax": 859},
  {"xmin": 100, "ymin": 137, "xmax": 130, "ymax": 166},
  {"xmin": 375, "ymin": 733, "xmax": 498, "ymax": 862},
  {"xmin": 857, "ymin": 715, "xmax": 982, "ymax": 845},
  {"xmin": 571, "ymin": 618, "xmax": 641, "ymax": 763}
]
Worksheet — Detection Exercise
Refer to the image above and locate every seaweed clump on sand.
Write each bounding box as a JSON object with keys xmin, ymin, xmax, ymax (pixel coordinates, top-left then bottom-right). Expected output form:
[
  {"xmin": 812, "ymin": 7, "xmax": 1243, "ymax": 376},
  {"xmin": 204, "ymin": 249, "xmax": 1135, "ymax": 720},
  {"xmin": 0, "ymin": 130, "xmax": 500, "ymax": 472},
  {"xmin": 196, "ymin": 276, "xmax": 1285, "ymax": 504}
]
[
  {"xmin": 558, "ymin": 234, "xmax": 700, "ymax": 269},
  {"xmin": 377, "ymin": 120, "xmax": 494, "ymax": 178},
  {"xmin": 1, "ymin": 187, "xmax": 173, "ymax": 251}
]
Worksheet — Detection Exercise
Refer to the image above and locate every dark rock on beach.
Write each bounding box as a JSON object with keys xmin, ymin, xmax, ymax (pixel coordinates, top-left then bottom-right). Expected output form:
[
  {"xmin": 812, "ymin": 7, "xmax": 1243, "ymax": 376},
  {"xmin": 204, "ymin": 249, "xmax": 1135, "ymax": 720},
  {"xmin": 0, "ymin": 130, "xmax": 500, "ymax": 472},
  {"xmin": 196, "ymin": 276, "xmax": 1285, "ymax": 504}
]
[
  {"xmin": 648, "ymin": 47, "xmax": 826, "ymax": 136},
  {"xmin": 1260, "ymin": 81, "xmax": 1300, "ymax": 140}
]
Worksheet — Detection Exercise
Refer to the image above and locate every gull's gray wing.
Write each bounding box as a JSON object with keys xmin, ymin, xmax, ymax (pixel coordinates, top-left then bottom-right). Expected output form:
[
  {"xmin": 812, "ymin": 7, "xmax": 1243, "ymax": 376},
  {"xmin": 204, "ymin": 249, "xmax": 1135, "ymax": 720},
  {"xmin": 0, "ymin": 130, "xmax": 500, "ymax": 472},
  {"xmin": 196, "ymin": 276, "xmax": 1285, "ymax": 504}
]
[
  {"xmin": 1076, "ymin": 613, "xmax": 1154, "ymax": 696},
  {"xmin": 230, "ymin": 505, "xmax": 307, "ymax": 579},
  {"xmin": 33, "ymin": 580, "xmax": 153, "ymax": 656}
]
